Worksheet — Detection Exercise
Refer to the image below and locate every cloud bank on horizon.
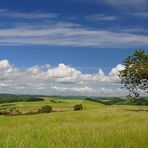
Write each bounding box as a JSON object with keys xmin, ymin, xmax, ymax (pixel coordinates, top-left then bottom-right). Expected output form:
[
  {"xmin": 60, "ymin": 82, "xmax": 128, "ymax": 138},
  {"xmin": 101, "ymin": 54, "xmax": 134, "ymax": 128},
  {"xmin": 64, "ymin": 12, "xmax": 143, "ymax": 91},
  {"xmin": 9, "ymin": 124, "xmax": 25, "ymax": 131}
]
[{"xmin": 0, "ymin": 59, "xmax": 127, "ymax": 96}]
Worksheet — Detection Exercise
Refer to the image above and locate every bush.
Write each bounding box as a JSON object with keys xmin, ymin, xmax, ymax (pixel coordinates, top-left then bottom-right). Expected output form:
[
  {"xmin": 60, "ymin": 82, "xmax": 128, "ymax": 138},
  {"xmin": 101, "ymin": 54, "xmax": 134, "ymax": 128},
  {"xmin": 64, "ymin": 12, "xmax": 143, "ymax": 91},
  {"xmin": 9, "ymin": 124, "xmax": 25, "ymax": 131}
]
[
  {"xmin": 50, "ymin": 98, "xmax": 64, "ymax": 103},
  {"xmin": 73, "ymin": 104, "xmax": 83, "ymax": 111},
  {"xmin": 128, "ymin": 98, "xmax": 148, "ymax": 105},
  {"xmin": 38, "ymin": 105, "xmax": 52, "ymax": 113}
]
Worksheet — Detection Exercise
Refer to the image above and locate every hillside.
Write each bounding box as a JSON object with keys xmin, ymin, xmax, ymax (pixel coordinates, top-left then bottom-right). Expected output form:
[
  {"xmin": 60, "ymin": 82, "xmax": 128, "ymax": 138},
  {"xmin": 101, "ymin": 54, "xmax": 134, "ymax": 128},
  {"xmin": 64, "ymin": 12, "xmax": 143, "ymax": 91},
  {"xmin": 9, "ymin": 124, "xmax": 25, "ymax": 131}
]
[{"xmin": 0, "ymin": 103, "xmax": 147, "ymax": 148}]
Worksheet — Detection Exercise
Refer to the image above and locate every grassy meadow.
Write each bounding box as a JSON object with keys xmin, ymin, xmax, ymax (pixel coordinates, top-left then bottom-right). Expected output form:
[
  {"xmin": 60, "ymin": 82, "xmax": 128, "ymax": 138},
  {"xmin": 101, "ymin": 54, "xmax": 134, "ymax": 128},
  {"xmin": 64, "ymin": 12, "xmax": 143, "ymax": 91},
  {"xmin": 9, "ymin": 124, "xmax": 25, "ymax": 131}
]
[{"xmin": 0, "ymin": 98, "xmax": 148, "ymax": 148}]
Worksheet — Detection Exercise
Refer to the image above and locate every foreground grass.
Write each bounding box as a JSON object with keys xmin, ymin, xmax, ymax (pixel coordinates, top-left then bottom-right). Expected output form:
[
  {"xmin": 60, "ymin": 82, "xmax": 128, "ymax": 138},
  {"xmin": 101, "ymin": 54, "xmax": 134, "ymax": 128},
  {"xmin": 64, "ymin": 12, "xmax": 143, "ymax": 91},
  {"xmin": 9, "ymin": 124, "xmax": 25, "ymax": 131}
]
[{"xmin": 0, "ymin": 104, "xmax": 147, "ymax": 148}]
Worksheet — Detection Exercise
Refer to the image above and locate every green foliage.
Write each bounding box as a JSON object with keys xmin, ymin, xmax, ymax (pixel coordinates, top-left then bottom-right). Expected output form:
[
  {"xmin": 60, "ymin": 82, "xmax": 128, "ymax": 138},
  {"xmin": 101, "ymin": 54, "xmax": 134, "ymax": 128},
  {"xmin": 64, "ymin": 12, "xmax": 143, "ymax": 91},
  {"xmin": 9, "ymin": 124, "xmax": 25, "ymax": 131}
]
[
  {"xmin": 85, "ymin": 97, "xmax": 148, "ymax": 105},
  {"xmin": 73, "ymin": 104, "xmax": 83, "ymax": 111},
  {"xmin": 38, "ymin": 105, "xmax": 52, "ymax": 113},
  {"xmin": 85, "ymin": 97, "xmax": 125, "ymax": 105},
  {"xmin": 50, "ymin": 98, "xmax": 64, "ymax": 103},
  {"xmin": 127, "ymin": 97, "xmax": 148, "ymax": 105},
  {"xmin": 50, "ymin": 99, "xmax": 57, "ymax": 103},
  {"xmin": 85, "ymin": 98, "xmax": 108, "ymax": 105},
  {"xmin": 119, "ymin": 49, "xmax": 148, "ymax": 97},
  {"xmin": 0, "ymin": 94, "xmax": 44, "ymax": 103}
]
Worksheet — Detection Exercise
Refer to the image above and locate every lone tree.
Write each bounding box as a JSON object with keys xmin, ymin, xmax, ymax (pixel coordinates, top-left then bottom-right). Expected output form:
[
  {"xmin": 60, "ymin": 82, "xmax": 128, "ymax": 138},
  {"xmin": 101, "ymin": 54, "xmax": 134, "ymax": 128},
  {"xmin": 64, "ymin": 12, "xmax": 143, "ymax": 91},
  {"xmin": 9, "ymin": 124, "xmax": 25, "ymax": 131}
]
[{"xmin": 119, "ymin": 49, "xmax": 148, "ymax": 97}]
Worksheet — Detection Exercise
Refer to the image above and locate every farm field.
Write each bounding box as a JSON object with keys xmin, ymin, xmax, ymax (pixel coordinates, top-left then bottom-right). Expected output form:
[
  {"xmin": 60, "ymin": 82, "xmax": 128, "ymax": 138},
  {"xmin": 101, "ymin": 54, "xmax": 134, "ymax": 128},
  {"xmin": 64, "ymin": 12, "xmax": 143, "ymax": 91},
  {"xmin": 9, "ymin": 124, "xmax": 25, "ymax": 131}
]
[
  {"xmin": 0, "ymin": 98, "xmax": 148, "ymax": 148},
  {"xmin": 0, "ymin": 98, "xmax": 104, "ymax": 112}
]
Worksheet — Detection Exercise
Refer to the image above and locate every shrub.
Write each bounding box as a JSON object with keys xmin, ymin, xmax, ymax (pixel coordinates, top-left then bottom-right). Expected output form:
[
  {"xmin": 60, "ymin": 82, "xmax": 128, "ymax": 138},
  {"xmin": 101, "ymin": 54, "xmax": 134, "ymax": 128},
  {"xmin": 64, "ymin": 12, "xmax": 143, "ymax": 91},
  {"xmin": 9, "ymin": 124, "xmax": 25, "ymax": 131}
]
[
  {"xmin": 38, "ymin": 105, "xmax": 52, "ymax": 113},
  {"xmin": 50, "ymin": 99, "xmax": 57, "ymax": 103},
  {"xmin": 50, "ymin": 98, "xmax": 63, "ymax": 103},
  {"xmin": 73, "ymin": 104, "xmax": 83, "ymax": 111}
]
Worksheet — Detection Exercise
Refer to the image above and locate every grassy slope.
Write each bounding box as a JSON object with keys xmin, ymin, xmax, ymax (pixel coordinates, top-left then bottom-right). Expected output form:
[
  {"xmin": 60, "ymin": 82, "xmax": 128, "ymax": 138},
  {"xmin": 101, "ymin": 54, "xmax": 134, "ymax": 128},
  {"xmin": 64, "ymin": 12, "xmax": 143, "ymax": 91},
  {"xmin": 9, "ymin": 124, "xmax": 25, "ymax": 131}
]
[
  {"xmin": 0, "ymin": 99, "xmax": 104, "ymax": 111},
  {"xmin": 0, "ymin": 100, "xmax": 147, "ymax": 148}
]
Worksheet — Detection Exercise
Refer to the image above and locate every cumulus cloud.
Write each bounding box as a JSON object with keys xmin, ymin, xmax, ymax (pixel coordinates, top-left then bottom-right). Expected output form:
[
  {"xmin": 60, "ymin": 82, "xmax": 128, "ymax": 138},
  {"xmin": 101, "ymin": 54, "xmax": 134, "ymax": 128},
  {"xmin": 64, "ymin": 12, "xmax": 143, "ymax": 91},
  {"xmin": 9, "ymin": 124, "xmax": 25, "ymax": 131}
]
[
  {"xmin": 51, "ymin": 86, "xmax": 93, "ymax": 94},
  {"xmin": 47, "ymin": 64, "xmax": 81, "ymax": 78},
  {"xmin": 108, "ymin": 64, "xmax": 125, "ymax": 82},
  {"xmin": 0, "ymin": 59, "xmax": 127, "ymax": 96}
]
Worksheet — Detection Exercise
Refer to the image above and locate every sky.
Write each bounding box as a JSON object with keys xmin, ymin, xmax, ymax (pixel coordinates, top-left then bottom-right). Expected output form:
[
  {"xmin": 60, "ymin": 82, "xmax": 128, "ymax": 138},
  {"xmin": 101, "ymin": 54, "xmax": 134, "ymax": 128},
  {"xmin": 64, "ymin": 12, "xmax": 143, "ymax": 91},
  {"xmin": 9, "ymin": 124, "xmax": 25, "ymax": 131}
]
[{"xmin": 0, "ymin": 0, "xmax": 148, "ymax": 96}]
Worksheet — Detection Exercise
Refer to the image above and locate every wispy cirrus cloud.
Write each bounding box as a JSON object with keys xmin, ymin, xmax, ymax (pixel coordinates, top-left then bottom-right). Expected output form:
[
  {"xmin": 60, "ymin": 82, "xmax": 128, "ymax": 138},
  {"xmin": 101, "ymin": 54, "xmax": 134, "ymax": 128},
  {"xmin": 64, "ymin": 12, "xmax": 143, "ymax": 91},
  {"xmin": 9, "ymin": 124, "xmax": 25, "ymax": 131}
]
[
  {"xmin": 131, "ymin": 12, "xmax": 148, "ymax": 18},
  {"xmin": 85, "ymin": 14, "xmax": 118, "ymax": 22},
  {"xmin": 0, "ymin": 9, "xmax": 147, "ymax": 48},
  {"xmin": 0, "ymin": 9, "xmax": 59, "ymax": 19},
  {"xmin": 0, "ymin": 24, "xmax": 148, "ymax": 48}
]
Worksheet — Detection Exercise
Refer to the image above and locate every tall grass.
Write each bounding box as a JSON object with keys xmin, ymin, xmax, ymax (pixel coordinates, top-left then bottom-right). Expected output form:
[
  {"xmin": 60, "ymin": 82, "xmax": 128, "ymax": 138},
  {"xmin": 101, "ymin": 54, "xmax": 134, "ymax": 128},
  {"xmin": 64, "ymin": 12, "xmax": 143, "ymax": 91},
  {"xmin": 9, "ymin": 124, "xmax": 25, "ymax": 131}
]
[{"xmin": 0, "ymin": 105, "xmax": 147, "ymax": 148}]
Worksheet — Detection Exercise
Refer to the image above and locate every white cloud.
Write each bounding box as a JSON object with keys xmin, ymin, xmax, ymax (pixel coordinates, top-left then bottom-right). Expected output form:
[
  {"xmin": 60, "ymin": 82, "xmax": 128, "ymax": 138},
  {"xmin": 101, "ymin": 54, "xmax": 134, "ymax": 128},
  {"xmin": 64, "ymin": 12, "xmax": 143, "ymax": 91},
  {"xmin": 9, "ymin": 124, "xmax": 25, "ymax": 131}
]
[
  {"xmin": 0, "ymin": 9, "xmax": 147, "ymax": 48},
  {"xmin": 51, "ymin": 86, "xmax": 93, "ymax": 94},
  {"xmin": 108, "ymin": 64, "xmax": 125, "ymax": 82},
  {"xmin": 51, "ymin": 86, "xmax": 127, "ymax": 95},
  {"xmin": 0, "ymin": 60, "xmax": 10, "ymax": 68},
  {"xmin": 47, "ymin": 63, "xmax": 81, "ymax": 78},
  {"xmin": 109, "ymin": 64, "xmax": 125, "ymax": 76},
  {"xmin": 0, "ymin": 59, "xmax": 128, "ymax": 96},
  {"xmin": 0, "ymin": 25, "xmax": 148, "ymax": 48},
  {"xmin": 86, "ymin": 14, "xmax": 117, "ymax": 22}
]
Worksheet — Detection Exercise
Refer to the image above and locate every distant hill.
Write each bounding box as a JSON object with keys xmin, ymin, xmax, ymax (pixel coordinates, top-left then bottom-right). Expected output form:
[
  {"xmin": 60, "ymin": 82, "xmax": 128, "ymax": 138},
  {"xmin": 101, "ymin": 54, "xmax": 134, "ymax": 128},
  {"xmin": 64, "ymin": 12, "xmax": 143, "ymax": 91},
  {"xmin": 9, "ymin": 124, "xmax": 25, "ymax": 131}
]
[
  {"xmin": 0, "ymin": 94, "xmax": 44, "ymax": 103},
  {"xmin": 0, "ymin": 94, "xmax": 147, "ymax": 105},
  {"xmin": 85, "ymin": 97, "xmax": 148, "ymax": 106}
]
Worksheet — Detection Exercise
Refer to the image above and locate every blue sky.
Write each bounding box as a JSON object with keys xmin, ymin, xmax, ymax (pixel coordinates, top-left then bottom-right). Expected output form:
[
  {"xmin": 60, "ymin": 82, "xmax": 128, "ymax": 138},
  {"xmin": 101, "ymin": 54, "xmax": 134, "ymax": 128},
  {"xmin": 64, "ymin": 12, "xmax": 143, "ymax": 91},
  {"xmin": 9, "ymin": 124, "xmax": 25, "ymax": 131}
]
[
  {"xmin": 0, "ymin": 47, "xmax": 136, "ymax": 74},
  {"xmin": 0, "ymin": 0, "xmax": 147, "ymax": 96}
]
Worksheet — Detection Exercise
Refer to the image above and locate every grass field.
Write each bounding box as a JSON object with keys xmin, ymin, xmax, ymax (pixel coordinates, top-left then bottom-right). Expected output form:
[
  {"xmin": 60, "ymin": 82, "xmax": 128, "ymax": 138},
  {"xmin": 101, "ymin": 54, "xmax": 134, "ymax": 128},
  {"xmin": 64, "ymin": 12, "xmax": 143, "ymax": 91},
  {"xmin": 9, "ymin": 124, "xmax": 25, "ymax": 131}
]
[
  {"xmin": 0, "ymin": 98, "xmax": 148, "ymax": 148},
  {"xmin": 0, "ymin": 98, "xmax": 104, "ymax": 112}
]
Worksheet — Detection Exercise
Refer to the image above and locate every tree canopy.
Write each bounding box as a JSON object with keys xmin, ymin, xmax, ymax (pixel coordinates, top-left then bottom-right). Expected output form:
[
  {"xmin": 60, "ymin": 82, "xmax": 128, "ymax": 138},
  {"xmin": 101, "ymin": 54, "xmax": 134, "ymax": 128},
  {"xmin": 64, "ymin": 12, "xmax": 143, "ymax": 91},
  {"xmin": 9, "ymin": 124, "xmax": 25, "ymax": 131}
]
[{"xmin": 119, "ymin": 49, "xmax": 148, "ymax": 97}]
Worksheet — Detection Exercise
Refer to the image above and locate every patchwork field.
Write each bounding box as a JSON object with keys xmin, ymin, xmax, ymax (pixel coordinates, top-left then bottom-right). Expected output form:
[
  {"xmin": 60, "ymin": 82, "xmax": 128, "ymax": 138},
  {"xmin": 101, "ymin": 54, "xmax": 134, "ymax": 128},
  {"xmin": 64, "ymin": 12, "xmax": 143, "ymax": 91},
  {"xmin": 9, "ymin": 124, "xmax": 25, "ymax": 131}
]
[
  {"xmin": 0, "ymin": 98, "xmax": 148, "ymax": 148},
  {"xmin": 0, "ymin": 98, "xmax": 104, "ymax": 112}
]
